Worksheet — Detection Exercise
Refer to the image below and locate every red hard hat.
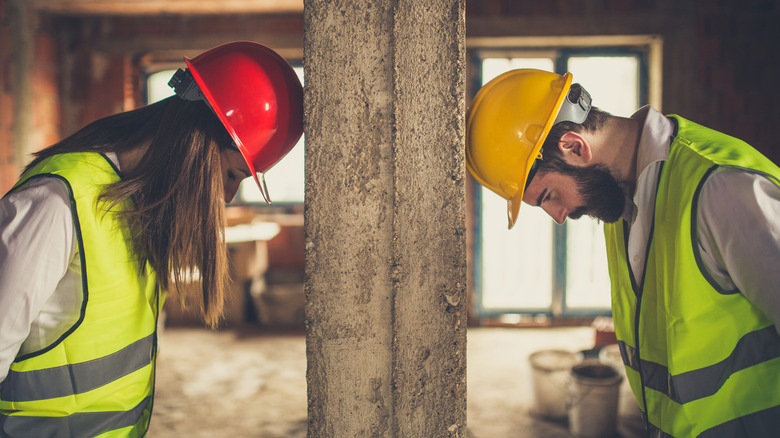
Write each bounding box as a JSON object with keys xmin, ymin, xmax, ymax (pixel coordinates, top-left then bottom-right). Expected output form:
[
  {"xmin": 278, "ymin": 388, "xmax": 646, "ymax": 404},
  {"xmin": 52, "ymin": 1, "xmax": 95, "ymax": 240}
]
[{"xmin": 184, "ymin": 41, "xmax": 303, "ymax": 202}]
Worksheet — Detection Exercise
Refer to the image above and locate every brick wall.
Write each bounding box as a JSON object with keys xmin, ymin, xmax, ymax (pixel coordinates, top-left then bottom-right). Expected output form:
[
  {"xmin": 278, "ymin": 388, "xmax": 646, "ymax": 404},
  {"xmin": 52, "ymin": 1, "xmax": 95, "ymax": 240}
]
[
  {"xmin": 1, "ymin": 9, "xmax": 304, "ymax": 194},
  {"xmin": 6, "ymin": 0, "xmax": 775, "ymax": 193},
  {"xmin": 693, "ymin": 2, "xmax": 779, "ymax": 163},
  {"xmin": 0, "ymin": 2, "xmax": 61, "ymax": 194},
  {"xmin": 31, "ymin": 25, "xmax": 61, "ymax": 154},
  {"xmin": 2, "ymin": 0, "xmax": 778, "ymax": 291},
  {"xmin": 0, "ymin": 0, "xmax": 14, "ymax": 192}
]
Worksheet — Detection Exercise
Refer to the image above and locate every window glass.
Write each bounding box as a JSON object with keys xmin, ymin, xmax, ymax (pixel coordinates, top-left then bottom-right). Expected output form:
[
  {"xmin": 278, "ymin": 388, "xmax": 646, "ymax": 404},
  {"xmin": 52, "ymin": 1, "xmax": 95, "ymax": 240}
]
[
  {"xmin": 479, "ymin": 58, "xmax": 555, "ymax": 312},
  {"xmin": 238, "ymin": 66, "xmax": 305, "ymax": 204},
  {"xmin": 564, "ymin": 56, "xmax": 639, "ymax": 310},
  {"xmin": 567, "ymin": 56, "xmax": 639, "ymax": 117},
  {"xmin": 481, "ymin": 195, "xmax": 554, "ymax": 310},
  {"xmin": 147, "ymin": 70, "xmax": 177, "ymax": 103},
  {"xmin": 481, "ymin": 58, "xmax": 554, "ymax": 82}
]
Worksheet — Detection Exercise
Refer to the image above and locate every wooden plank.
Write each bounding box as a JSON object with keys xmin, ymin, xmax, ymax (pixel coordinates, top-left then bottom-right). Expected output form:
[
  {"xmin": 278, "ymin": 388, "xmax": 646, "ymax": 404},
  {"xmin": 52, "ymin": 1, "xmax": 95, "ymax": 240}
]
[{"xmin": 33, "ymin": 0, "xmax": 302, "ymax": 15}]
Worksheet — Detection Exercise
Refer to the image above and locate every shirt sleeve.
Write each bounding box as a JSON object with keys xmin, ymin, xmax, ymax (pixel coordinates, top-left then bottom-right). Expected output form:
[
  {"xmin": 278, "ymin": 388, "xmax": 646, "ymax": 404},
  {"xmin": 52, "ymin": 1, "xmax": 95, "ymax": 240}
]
[
  {"xmin": 697, "ymin": 167, "xmax": 780, "ymax": 333},
  {"xmin": 0, "ymin": 177, "xmax": 76, "ymax": 383}
]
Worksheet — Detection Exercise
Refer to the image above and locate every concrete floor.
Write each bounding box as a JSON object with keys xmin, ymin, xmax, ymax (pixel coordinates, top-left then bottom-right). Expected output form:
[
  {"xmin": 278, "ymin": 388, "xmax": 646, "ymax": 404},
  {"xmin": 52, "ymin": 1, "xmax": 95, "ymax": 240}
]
[{"xmin": 148, "ymin": 326, "xmax": 645, "ymax": 437}]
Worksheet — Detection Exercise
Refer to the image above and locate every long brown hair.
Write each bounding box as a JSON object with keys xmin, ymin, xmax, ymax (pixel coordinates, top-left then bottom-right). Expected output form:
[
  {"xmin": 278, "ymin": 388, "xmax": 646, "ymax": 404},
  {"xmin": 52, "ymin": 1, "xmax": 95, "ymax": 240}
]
[{"xmin": 26, "ymin": 96, "xmax": 231, "ymax": 328}]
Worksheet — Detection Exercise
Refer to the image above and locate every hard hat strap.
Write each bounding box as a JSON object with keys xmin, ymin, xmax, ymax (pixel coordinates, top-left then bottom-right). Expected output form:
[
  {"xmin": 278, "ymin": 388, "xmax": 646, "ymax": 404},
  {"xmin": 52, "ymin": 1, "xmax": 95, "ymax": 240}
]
[
  {"xmin": 258, "ymin": 173, "xmax": 272, "ymax": 204},
  {"xmin": 525, "ymin": 158, "xmax": 541, "ymax": 190}
]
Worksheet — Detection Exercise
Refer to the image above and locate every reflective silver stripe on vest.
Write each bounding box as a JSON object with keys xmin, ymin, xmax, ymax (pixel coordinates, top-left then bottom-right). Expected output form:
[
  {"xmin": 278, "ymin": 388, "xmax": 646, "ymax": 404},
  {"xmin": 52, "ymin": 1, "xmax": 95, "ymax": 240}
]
[
  {"xmin": 1, "ymin": 334, "xmax": 154, "ymax": 402},
  {"xmin": 699, "ymin": 404, "xmax": 780, "ymax": 437},
  {"xmin": 644, "ymin": 405, "xmax": 780, "ymax": 437},
  {"xmin": 0, "ymin": 396, "xmax": 150, "ymax": 438},
  {"xmin": 618, "ymin": 326, "xmax": 780, "ymax": 404}
]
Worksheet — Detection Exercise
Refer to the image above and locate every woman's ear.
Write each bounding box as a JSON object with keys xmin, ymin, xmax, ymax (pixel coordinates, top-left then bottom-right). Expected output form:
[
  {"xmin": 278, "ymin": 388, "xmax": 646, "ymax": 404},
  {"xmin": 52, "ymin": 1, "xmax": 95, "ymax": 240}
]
[{"xmin": 557, "ymin": 131, "xmax": 592, "ymax": 164}]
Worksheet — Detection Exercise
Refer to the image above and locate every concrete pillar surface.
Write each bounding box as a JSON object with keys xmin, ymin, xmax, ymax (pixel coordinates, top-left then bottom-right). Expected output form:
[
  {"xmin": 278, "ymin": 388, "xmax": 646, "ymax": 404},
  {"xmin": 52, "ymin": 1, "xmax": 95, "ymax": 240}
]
[{"xmin": 304, "ymin": 1, "xmax": 466, "ymax": 437}]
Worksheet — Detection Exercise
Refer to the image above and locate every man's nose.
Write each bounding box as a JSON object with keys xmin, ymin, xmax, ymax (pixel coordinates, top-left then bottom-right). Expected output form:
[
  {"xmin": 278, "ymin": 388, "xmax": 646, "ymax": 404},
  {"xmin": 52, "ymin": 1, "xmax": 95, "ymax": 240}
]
[{"xmin": 543, "ymin": 204, "xmax": 567, "ymax": 225}]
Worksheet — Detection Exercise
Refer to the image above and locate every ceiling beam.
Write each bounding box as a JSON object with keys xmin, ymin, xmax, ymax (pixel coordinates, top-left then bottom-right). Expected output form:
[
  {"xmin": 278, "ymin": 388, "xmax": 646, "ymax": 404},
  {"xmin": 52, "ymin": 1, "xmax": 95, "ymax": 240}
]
[{"xmin": 33, "ymin": 0, "xmax": 303, "ymax": 15}]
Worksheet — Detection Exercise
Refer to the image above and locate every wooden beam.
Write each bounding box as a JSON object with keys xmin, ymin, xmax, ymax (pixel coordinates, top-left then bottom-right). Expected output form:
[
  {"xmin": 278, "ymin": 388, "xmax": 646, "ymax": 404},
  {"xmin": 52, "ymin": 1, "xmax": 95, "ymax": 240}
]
[{"xmin": 33, "ymin": 0, "xmax": 302, "ymax": 15}]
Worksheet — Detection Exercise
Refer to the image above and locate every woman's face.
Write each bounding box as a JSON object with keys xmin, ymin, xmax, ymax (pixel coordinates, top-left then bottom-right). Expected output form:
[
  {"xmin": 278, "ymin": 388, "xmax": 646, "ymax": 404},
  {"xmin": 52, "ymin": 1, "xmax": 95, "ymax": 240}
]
[{"xmin": 219, "ymin": 148, "xmax": 252, "ymax": 202}]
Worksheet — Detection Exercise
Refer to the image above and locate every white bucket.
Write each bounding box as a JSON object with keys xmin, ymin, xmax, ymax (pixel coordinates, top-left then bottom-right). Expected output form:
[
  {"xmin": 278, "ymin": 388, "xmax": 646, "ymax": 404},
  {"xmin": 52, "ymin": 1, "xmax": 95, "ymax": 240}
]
[
  {"xmin": 599, "ymin": 343, "xmax": 642, "ymax": 419},
  {"xmin": 528, "ymin": 349, "xmax": 583, "ymax": 420},
  {"xmin": 568, "ymin": 361, "xmax": 623, "ymax": 438}
]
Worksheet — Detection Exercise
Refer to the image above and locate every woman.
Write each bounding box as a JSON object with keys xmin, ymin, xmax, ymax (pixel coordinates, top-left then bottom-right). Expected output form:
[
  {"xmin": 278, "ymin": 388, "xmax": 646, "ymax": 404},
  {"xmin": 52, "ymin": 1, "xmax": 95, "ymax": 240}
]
[{"xmin": 0, "ymin": 41, "xmax": 303, "ymax": 437}]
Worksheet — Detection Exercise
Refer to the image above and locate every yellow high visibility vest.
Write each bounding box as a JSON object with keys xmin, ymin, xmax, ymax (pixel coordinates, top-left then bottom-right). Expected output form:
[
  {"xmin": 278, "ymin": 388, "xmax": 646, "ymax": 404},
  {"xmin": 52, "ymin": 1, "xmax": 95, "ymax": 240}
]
[
  {"xmin": 604, "ymin": 116, "xmax": 780, "ymax": 437},
  {"xmin": 0, "ymin": 153, "xmax": 161, "ymax": 438}
]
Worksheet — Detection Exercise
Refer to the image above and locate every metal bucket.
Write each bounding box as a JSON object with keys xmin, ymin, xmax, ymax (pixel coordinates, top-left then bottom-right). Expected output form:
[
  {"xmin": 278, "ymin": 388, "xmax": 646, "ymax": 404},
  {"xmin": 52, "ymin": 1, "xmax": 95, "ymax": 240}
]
[{"xmin": 568, "ymin": 361, "xmax": 623, "ymax": 438}]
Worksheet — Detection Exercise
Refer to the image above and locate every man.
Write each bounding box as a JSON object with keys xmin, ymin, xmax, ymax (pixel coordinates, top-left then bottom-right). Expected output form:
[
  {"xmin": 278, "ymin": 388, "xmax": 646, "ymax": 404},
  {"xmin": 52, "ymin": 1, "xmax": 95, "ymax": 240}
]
[{"xmin": 466, "ymin": 69, "xmax": 780, "ymax": 437}]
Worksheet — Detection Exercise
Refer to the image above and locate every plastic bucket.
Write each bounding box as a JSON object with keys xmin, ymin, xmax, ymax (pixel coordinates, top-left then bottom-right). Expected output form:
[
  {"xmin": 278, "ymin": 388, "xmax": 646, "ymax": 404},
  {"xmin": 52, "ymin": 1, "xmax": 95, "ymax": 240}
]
[
  {"xmin": 528, "ymin": 349, "xmax": 583, "ymax": 420},
  {"xmin": 599, "ymin": 343, "xmax": 642, "ymax": 419},
  {"xmin": 568, "ymin": 361, "xmax": 623, "ymax": 438}
]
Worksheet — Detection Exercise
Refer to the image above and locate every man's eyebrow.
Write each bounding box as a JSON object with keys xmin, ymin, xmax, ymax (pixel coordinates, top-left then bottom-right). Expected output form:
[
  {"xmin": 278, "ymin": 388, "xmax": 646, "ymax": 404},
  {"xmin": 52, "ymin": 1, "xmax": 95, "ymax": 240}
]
[{"xmin": 536, "ymin": 188, "xmax": 547, "ymax": 207}]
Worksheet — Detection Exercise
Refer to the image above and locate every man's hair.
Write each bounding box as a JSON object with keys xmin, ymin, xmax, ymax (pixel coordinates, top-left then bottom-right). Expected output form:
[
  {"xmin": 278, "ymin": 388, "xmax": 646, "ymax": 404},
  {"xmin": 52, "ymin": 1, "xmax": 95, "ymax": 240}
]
[
  {"xmin": 25, "ymin": 97, "xmax": 234, "ymax": 327},
  {"xmin": 539, "ymin": 84, "xmax": 611, "ymax": 173}
]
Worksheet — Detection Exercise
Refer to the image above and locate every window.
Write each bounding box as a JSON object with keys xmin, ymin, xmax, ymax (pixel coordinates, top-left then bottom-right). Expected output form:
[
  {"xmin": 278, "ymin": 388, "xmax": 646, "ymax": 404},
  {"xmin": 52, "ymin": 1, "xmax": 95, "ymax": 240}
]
[
  {"xmin": 146, "ymin": 66, "xmax": 305, "ymax": 205},
  {"xmin": 473, "ymin": 48, "xmax": 648, "ymax": 320}
]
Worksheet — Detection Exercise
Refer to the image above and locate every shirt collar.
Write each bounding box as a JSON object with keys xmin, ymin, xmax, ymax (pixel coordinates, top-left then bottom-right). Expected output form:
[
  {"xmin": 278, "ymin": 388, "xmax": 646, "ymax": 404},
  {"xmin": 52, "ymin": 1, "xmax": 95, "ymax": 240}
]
[
  {"xmin": 619, "ymin": 105, "xmax": 675, "ymax": 222},
  {"xmin": 631, "ymin": 105, "xmax": 673, "ymax": 180}
]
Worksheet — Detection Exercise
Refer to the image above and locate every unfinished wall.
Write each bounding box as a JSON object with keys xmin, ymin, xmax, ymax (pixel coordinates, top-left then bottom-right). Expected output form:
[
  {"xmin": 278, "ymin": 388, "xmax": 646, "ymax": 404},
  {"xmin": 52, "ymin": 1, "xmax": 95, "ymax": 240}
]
[
  {"xmin": 2, "ymin": 0, "xmax": 777, "ymax": 333},
  {"xmin": 304, "ymin": 0, "xmax": 467, "ymax": 436},
  {"xmin": 465, "ymin": 0, "xmax": 780, "ymax": 163},
  {"xmin": 0, "ymin": 0, "xmax": 60, "ymax": 192},
  {"xmin": 0, "ymin": 9, "xmax": 308, "ymax": 316},
  {"xmin": 0, "ymin": 0, "xmax": 12, "ymax": 190}
]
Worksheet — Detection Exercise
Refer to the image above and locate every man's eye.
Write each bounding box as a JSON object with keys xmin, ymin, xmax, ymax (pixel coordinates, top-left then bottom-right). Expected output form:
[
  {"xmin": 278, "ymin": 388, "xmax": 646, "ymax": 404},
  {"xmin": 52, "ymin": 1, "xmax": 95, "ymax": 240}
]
[{"xmin": 227, "ymin": 170, "xmax": 236, "ymax": 181}]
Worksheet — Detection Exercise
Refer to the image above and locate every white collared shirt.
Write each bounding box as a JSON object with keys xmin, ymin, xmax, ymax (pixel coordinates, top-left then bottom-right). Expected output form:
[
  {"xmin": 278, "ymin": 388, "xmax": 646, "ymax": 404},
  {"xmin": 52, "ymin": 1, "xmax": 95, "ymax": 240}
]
[
  {"xmin": 0, "ymin": 153, "xmax": 120, "ymax": 383},
  {"xmin": 625, "ymin": 107, "xmax": 780, "ymax": 331}
]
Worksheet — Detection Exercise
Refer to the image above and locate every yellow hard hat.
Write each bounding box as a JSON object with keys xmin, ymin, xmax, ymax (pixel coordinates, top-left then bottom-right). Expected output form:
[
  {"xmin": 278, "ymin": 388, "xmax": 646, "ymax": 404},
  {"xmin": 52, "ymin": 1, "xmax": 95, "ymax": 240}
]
[{"xmin": 466, "ymin": 69, "xmax": 575, "ymax": 229}]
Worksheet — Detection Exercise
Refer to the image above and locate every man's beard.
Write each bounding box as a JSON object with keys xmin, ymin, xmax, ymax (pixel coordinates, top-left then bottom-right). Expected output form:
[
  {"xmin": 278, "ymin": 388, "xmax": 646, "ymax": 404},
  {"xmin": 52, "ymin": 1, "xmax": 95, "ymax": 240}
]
[{"xmin": 567, "ymin": 163, "xmax": 626, "ymax": 223}]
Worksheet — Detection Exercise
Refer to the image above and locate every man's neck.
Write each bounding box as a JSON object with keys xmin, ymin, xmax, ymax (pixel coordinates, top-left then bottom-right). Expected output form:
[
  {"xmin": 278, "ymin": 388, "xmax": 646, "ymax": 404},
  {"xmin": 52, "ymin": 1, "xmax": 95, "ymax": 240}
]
[{"xmin": 591, "ymin": 116, "xmax": 642, "ymax": 187}]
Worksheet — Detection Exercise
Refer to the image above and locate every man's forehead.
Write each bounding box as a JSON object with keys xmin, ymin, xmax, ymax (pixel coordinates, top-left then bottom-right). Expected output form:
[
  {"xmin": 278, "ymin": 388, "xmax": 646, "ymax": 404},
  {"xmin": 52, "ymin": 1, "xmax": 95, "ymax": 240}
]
[{"xmin": 521, "ymin": 172, "xmax": 546, "ymax": 204}]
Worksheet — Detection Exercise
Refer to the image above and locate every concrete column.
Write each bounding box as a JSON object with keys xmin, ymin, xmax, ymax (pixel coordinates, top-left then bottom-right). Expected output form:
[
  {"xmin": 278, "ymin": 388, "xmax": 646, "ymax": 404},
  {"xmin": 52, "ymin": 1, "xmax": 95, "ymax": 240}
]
[{"xmin": 304, "ymin": 1, "xmax": 466, "ymax": 437}]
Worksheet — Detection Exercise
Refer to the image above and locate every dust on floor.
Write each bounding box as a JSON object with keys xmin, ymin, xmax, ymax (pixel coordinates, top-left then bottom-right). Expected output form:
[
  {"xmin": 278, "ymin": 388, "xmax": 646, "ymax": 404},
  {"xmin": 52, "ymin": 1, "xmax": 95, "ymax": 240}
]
[
  {"xmin": 148, "ymin": 327, "xmax": 307, "ymax": 438},
  {"xmin": 148, "ymin": 326, "xmax": 644, "ymax": 438}
]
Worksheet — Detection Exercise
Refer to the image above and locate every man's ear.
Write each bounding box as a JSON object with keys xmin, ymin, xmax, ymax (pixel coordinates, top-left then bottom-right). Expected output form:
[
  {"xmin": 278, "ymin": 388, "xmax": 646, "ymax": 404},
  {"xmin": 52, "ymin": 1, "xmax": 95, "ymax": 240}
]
[{"xmin": 557, "ymin": 131, "xmax": 592, "ymax": 164}]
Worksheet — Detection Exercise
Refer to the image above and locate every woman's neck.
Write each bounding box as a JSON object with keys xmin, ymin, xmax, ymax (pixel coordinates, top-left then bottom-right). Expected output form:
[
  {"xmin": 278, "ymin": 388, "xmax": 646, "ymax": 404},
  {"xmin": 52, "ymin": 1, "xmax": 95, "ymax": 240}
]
[{"xmin": 116, "ymin": 140, "xmax": 151, "ymax": 175}]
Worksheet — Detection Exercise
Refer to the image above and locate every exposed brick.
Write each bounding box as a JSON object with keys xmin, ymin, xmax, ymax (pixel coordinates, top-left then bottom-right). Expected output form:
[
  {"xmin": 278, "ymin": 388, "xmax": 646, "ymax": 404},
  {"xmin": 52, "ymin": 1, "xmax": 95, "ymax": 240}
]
[
  {"xmin": 721, "ymin": 91, "xmax": 745, "ymax": 117},
  {"xmin": 1, "ymin": 53, "xmax": 11, "ymax": 92},
  {"xmin": 0, "ymin": 162, "xmax": 19, "ymax": 195},
  {"xmin": 0, "ymin": 27, "xmax": 10, "ymax": 56},
  {"xmin": 0, "ymin": 128, "xmax": 11, "ymax": 161},
  {"xmin": 696, "ymin": 37, "xmax": 720, "ymax": 63},
  {"xmin": 34, "ymin": 33, "xmax": 56, "ymax": 64},
  {"xmin": 0, "ymin": 92, "xmax": 12, "ymax": 126},
  {"xmin": 710, "ymin": 66, "xmax": 735, "ymax": 90},
  {"xmin": 605, "ymin": 0, "xmax": 653, "ymax": 14}
]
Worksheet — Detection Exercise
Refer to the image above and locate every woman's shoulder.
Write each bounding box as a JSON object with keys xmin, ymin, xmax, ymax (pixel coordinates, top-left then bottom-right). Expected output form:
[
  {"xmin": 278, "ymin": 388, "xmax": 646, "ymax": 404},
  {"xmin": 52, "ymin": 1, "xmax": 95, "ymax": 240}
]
[{"xmin": 2, "ymin": 176, "xmax": 73, "ymax": 218}]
